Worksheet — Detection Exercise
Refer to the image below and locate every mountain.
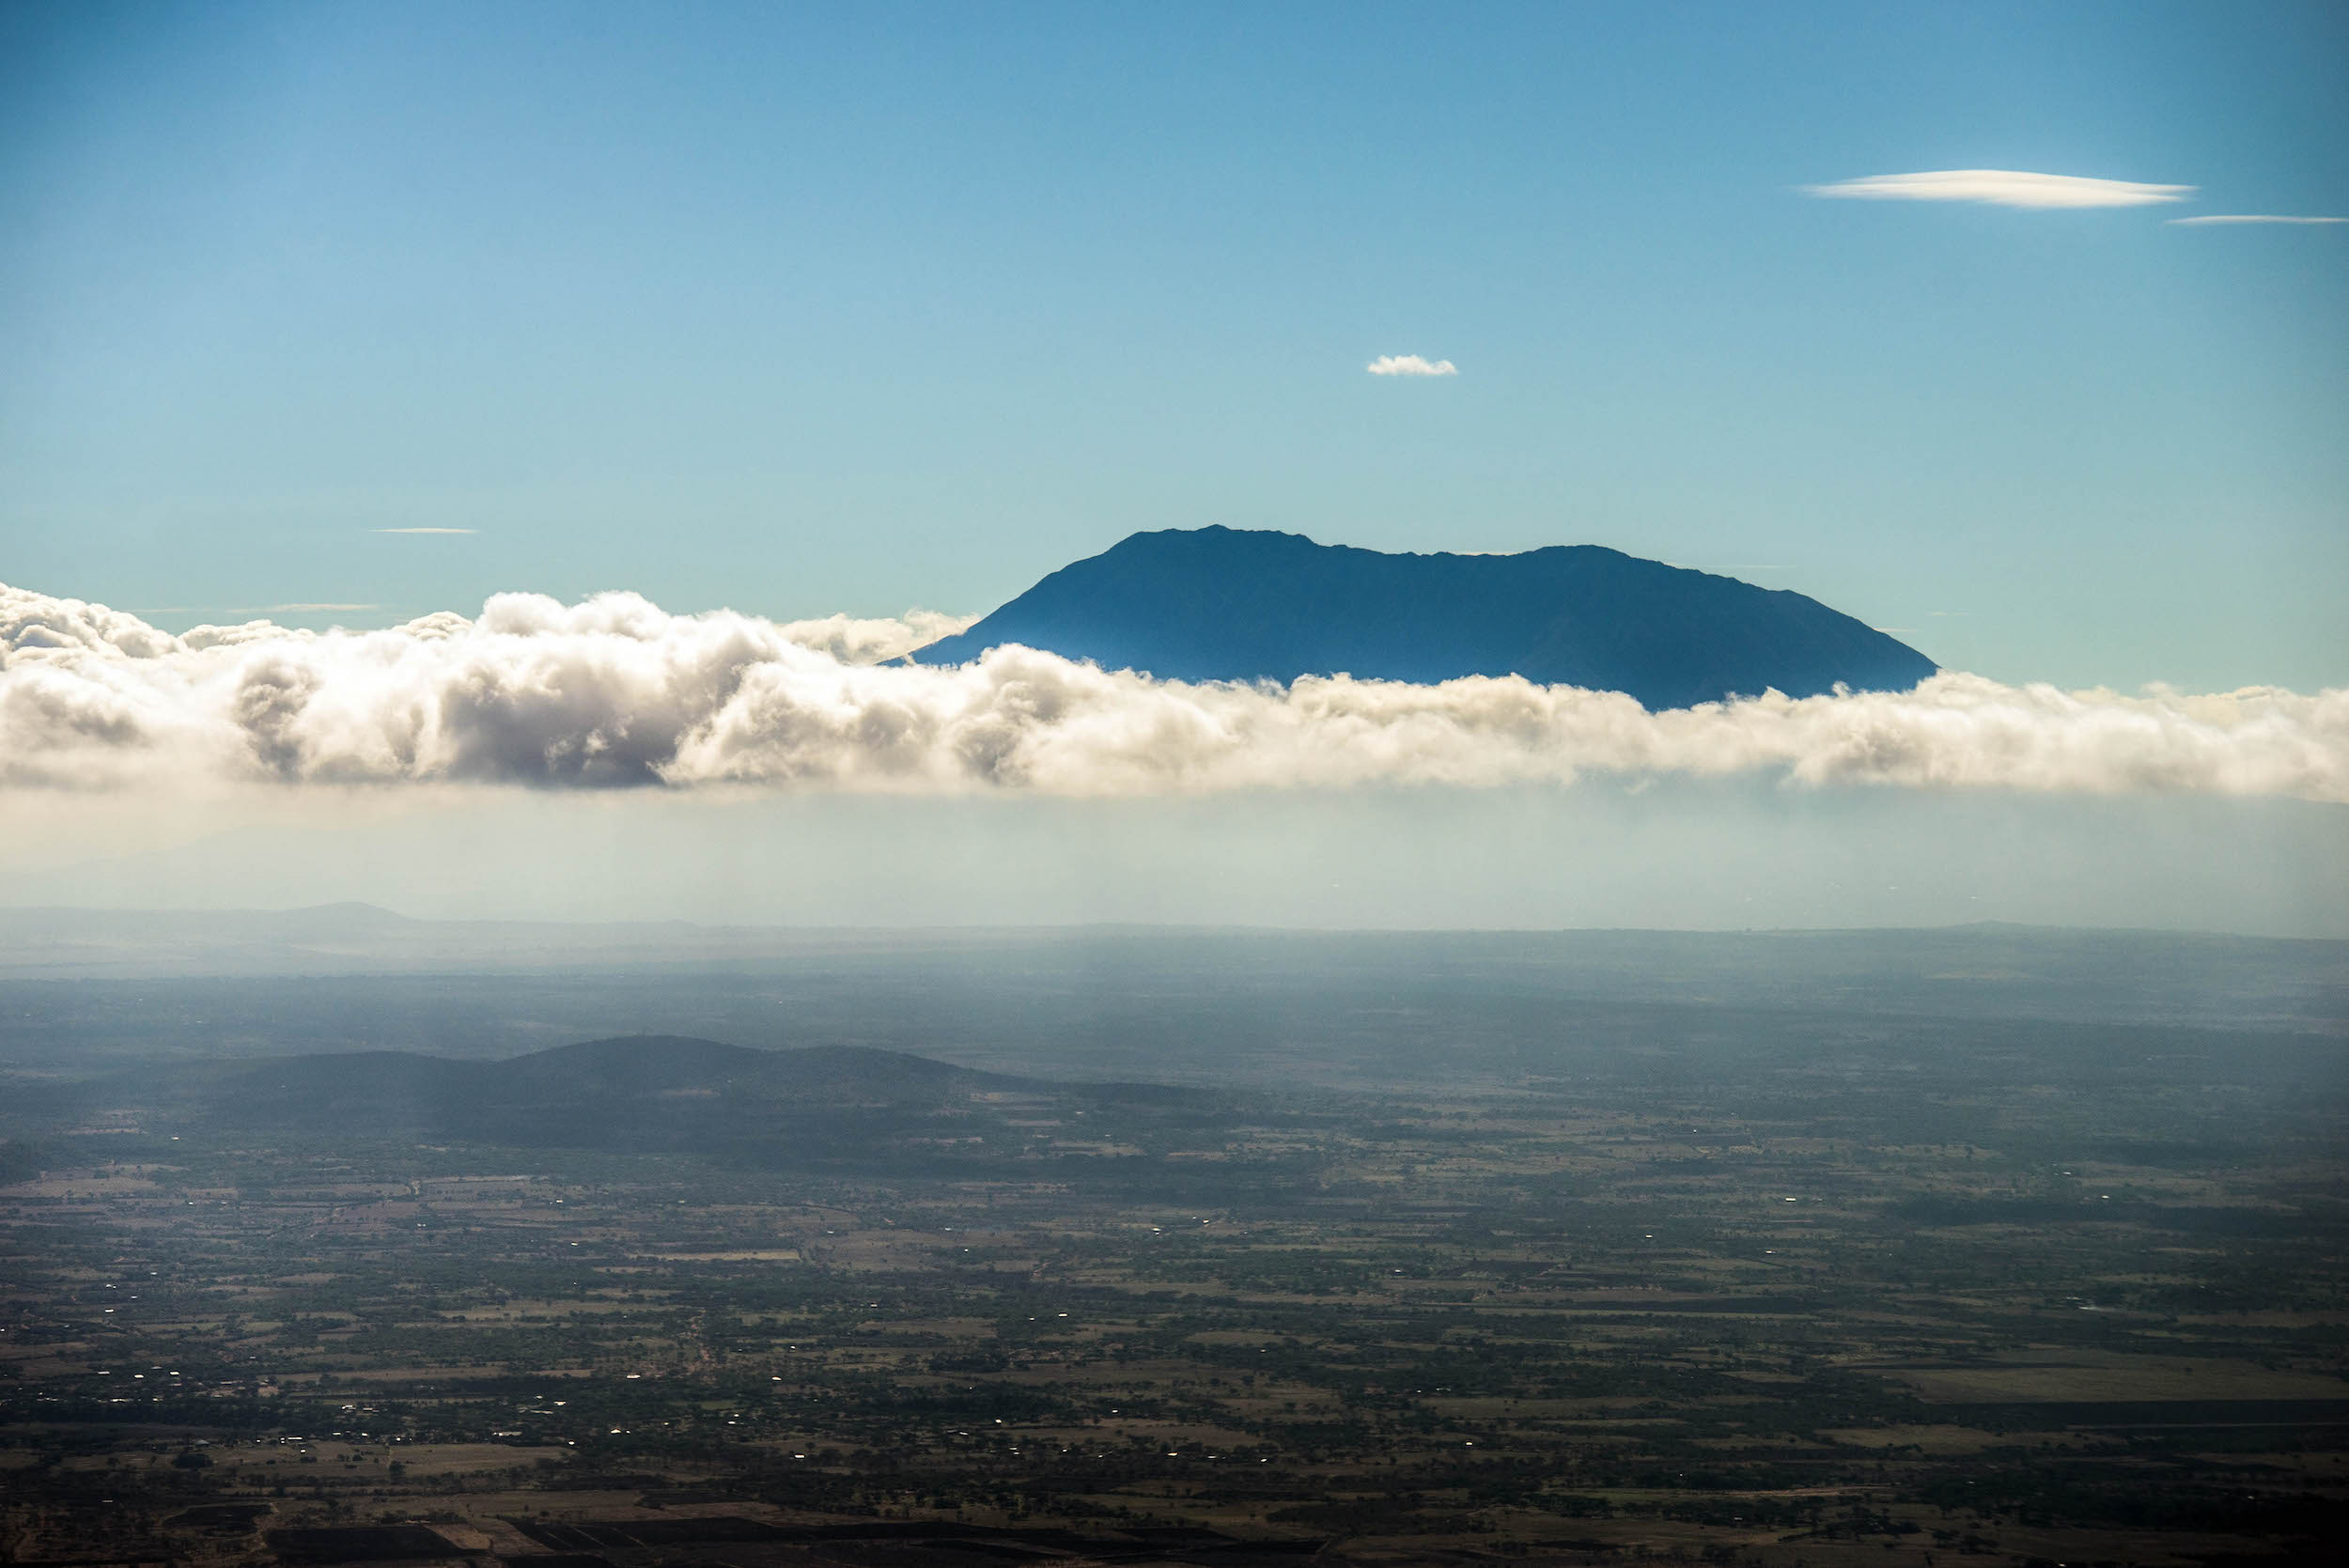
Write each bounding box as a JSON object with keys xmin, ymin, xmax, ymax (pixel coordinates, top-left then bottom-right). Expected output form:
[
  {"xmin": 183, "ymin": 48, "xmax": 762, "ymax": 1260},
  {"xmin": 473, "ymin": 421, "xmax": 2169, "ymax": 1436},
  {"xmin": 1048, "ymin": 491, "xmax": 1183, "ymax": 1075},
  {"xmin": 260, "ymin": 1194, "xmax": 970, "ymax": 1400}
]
[{"xmin": 911, "ymin": 527, "xmax": 1936, "ymax": 709}]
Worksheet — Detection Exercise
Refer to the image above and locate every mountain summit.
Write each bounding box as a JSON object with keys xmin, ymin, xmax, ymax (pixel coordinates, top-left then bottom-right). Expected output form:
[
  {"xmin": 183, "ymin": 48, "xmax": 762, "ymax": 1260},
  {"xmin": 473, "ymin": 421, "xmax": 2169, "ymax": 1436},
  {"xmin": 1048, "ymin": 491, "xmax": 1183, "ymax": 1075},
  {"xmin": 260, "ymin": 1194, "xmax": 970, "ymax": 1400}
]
[{"xmin": 911, "ymin": 527, "xmax": 1935, "ymax": 709}]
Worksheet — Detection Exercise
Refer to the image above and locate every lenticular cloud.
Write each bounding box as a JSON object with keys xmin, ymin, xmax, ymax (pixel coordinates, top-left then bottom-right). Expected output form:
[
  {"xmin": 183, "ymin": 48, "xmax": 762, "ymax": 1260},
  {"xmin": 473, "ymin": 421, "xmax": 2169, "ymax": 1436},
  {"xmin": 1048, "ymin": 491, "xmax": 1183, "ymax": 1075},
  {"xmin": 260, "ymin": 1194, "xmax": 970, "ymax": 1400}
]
[{"xmin": 4, "ymin": 582, "xmax": 2344, "ymax": 800}]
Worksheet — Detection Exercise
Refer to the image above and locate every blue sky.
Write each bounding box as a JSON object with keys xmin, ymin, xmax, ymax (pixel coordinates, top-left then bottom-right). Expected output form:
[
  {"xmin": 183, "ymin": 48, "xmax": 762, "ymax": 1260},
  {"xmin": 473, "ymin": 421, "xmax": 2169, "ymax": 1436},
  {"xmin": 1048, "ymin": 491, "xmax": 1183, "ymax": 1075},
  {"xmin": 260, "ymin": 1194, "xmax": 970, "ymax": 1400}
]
[{"xmin": 3, "ymin": 0, "xmax": 2343, "ymax": 691}]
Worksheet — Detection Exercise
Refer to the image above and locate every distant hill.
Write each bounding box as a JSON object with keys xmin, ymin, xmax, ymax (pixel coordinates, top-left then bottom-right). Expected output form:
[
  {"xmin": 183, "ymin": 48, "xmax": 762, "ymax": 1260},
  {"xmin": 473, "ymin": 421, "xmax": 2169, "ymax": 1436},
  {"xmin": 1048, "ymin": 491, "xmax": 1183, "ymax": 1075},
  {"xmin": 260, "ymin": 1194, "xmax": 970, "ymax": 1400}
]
[
  {"xmin": 45, "ymin": 1035, "xmax": 1208, "ymax": 1172},
  {"xmin": 912, "ymin": 527, "xmax": 1936, "ymax": 709},
  {"xmin": 197, "ymin": 1036, "xmax": 1019, "ymax": 1134}
]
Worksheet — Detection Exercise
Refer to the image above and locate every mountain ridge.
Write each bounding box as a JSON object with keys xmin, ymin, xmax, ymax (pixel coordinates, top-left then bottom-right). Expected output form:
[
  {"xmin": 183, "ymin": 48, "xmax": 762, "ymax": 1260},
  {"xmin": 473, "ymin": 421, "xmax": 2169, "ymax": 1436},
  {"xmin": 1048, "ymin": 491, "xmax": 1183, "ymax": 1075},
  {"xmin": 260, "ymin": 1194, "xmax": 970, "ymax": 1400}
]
[{"xmin": 912, "ymin": 526, "xmax": 1937, "ymax": 709}]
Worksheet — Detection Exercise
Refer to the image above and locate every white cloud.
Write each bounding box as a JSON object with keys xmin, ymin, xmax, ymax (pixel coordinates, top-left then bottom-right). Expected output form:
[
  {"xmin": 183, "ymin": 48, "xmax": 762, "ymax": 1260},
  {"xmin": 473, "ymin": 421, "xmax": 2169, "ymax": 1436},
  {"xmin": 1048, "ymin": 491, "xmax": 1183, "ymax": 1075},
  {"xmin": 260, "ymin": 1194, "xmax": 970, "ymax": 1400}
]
[
  {"xmin": 1804, "ymin": 170, "xmax": 2194, "ymax": 210},
  {"xmin": 1367, "ymin": 354, "xmax": 1457, "ymax": 377},
  {"xmin": 2168, "ymin": 214, "xmax": 2346, "ymax": 226},
  {"xmin": 3, "ymin": 582, "xmax": 2343, "ymax": 800},
  {"xmin": 374, "ymin": 527, "xmax": 477, "ymax": 535},
  {"xmin": 769, "ymin": 608, "xmax": 978, "ymax": 666}
]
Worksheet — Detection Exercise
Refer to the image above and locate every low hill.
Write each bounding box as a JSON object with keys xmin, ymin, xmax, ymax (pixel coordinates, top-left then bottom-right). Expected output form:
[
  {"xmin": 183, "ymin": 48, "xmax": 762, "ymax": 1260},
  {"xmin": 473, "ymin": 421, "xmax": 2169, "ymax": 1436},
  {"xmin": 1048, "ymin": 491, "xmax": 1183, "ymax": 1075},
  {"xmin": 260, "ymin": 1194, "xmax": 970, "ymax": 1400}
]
[
  {"xmin": 41, "ymin": 1036, "xmax": 1213, "ymax": 1174},
  {"xmin": 199, "ymin": 1037, "xmax": 1019, "ymax": 1129},
  {"xmin": 912, "ymin": 526, "xmax": 1936, "ymax": 709}
]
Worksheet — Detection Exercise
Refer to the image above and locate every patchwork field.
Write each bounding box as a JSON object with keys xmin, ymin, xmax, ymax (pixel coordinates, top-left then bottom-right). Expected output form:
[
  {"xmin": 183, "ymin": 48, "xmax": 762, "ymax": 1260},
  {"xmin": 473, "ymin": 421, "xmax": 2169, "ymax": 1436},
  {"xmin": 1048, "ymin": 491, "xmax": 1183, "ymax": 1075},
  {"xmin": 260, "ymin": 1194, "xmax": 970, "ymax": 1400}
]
[{"xmin": 3, "ymin": 937, "xmax": 2344, "ymax": 1565}]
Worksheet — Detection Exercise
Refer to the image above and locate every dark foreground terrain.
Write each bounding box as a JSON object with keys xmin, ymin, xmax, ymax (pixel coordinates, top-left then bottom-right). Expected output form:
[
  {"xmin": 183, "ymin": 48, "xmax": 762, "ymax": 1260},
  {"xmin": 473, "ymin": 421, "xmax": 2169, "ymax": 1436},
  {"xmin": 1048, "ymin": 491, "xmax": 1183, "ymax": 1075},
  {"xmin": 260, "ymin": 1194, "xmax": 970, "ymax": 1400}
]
[{"xmin": 2, "ymin": 926, "xmax": 2345, "ymax": 1567}]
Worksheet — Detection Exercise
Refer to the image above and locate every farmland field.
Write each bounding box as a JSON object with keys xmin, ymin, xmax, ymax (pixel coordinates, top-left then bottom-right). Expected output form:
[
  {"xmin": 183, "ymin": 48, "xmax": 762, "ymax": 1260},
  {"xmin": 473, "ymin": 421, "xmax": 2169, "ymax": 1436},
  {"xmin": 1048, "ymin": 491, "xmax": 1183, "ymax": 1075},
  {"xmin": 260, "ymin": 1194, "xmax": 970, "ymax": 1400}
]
[{"xmin": 2, "ymin": 928, "xmax": 2344, "ymax": 1566}]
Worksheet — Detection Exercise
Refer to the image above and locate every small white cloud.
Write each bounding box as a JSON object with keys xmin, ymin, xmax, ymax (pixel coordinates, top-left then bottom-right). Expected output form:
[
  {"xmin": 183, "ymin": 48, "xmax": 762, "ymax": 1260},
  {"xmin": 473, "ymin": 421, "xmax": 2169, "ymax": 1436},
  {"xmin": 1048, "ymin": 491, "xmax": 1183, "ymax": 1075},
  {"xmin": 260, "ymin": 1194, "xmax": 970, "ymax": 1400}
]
[
  {"xmin": 1804, "ymin": 169, "xmax": 2193, "ymax": 210},
  {"xmin": 1366, "ymin": 354, "xmax": 1457, "ymax": 377},
  {"xmin": 373, "ymin": 527, "xmax": 477, "ymax": 535},
  {"xmin": 2168, "ymin": 214, "xmax": 2346, "ymax": 226}
]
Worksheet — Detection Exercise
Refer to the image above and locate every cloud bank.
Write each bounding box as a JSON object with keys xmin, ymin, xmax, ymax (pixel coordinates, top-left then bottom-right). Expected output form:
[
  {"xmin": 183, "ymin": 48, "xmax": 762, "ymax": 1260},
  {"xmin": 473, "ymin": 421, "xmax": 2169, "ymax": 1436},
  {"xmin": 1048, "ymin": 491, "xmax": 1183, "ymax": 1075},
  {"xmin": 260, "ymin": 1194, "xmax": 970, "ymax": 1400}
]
[
  {"xmin": 1805, "ymin": 170, "xmax": 2194, "ymax": 210},
  {"xmin": 1367, "ymin": 354, "xmax": 1457, "ymax": 377},
  {"xmin": 4, "ymin": 582, "xmax": 2343, "ymax": 800}
]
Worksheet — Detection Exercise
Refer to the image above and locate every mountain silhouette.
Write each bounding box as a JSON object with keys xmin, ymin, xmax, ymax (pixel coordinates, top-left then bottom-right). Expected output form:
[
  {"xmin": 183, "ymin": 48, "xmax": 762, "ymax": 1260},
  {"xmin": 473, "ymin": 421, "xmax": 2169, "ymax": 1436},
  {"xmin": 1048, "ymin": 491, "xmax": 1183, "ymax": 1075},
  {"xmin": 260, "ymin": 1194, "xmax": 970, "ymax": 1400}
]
[{"xmin": 912, "ymin": 527, "xmax": 1935, "ymax": 708}]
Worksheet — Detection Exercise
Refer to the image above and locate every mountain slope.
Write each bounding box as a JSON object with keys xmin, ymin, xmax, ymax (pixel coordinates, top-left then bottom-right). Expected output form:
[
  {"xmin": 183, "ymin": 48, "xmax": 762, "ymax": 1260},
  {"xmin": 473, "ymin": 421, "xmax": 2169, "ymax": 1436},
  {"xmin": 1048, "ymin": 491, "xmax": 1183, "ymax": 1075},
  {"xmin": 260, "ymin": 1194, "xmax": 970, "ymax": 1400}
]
[{"xmin": 912, "ymin": 527, "xmax": 1936, "ymax": 709}]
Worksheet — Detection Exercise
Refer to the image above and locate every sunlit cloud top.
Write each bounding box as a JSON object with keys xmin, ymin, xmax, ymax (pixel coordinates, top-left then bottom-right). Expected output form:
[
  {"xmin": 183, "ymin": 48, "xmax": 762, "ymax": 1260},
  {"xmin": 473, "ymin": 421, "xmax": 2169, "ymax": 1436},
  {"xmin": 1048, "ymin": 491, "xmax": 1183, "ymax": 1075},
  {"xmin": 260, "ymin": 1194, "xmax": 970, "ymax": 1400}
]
[
  {"xmin": 1366, "ymin": 354, "xmax": 1457, "ymax": 377},
  {"xmin": 4, "ymin": 582, "xmax": 2342, "ymax": 801},
  {"xmin": 1804, "ymin": 170, "xmax": 2195, "ymax": 210}
]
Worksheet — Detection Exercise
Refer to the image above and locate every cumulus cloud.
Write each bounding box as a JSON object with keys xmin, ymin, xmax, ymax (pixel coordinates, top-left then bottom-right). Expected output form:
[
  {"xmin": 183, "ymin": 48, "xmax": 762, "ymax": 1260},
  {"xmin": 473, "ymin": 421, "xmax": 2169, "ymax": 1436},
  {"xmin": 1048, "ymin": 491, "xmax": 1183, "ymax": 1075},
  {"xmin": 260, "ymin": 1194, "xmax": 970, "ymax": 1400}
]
[
  {"xmin": 1367, "ymin": 354, "xmax": 1457, "ymax": 377},
  {"xmin": 2168, "ymin": 214, "xmax": 2346, "ymax": 226},
  {"xmin": 768, "ymin": 608, "xmax": 978, "ymax": 666},
  {"xmin": 3, "ymin": 582, "xmax": 2343, "ymax": 800},
  {"xmin": 1804, "ymin": 170, "xmax": 2194, "ymax": 210}
]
